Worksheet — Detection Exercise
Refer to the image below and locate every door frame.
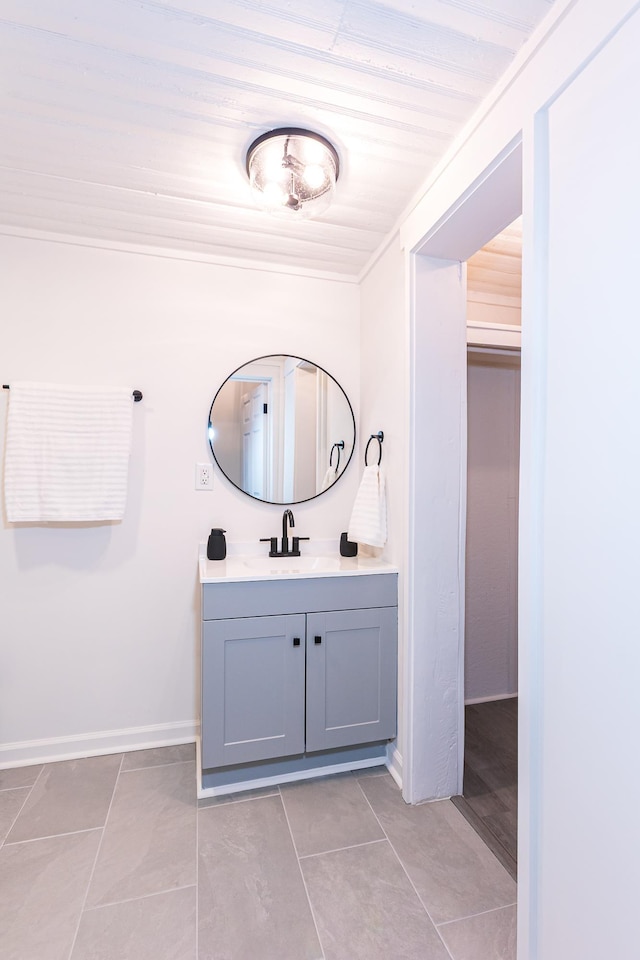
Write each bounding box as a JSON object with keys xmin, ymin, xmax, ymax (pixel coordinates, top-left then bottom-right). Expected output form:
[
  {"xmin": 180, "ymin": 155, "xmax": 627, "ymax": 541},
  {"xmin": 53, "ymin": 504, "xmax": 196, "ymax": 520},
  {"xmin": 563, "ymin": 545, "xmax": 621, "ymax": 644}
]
[{"xmin": 402, "ymin": 137, "xmax": 524, "ymax": 806}]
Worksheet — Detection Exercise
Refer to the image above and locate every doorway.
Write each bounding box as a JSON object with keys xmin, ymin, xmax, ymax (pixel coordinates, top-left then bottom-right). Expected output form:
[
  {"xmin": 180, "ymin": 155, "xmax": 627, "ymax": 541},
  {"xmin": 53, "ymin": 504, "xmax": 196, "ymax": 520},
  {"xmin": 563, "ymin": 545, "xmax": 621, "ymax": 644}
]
[
  {"xmin": 452, "ymin": 222, "xmax": 522, "ymax": 878},
  {"xmin": 464, "ymin": 356, "xmax": 519, "ymax": 871}
]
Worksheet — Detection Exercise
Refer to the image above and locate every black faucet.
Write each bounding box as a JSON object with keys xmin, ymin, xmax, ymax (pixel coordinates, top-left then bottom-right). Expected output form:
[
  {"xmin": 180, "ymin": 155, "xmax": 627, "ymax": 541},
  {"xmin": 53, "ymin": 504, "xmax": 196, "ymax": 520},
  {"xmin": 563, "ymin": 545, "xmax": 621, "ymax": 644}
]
[
  {"xmin": 260, "ymin": 509, "xmax": 309, "ymax": 557},
  {"xmin": 282, "ymin": 509, "xmax": 294, "ymax": 556}
]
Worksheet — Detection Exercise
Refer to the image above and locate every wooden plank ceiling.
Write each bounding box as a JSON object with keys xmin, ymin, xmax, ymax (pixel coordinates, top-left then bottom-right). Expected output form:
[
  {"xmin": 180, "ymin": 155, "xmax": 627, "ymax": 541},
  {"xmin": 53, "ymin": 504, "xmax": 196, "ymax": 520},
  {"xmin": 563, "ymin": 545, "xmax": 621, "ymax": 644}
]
[
  {"xmin": 0, "ymin": 1, "xmax": 554, "ymax": 277},
  {"xmin": 467, "ymin": 217, "xmax": 522, "ymax": 304}
]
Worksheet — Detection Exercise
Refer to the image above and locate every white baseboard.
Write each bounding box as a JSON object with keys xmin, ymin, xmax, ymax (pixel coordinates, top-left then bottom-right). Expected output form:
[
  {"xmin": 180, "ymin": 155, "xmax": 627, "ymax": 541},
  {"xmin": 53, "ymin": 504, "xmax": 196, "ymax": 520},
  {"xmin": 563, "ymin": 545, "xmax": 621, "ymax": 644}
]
[
  {"xmin": 386, "ymin": 743, "xmax": 403, "ymax": 790},
  {"xmin": 464, "ymin": 693, "xmax": 518, "ymax": 705},
  {"xmin": 0, "ymin": 721, "xmax": 199, "ymax": 769}
]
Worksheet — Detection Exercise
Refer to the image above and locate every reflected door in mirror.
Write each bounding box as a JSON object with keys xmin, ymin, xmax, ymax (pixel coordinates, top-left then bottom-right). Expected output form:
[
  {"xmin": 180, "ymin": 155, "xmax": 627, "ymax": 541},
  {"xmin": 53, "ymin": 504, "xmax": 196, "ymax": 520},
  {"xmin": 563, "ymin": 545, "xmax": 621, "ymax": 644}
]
[{"xmin": 242, "ymin": 382, "xmax": 268, "ymax": 500}]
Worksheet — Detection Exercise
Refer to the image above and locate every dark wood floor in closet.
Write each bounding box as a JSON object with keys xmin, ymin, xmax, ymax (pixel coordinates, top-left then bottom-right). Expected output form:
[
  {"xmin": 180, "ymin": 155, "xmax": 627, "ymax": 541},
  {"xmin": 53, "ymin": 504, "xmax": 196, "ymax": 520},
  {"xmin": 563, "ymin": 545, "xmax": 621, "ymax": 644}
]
[{"xmin": 452, "ymin": 697, "xmax": 518, "ymax": 880}]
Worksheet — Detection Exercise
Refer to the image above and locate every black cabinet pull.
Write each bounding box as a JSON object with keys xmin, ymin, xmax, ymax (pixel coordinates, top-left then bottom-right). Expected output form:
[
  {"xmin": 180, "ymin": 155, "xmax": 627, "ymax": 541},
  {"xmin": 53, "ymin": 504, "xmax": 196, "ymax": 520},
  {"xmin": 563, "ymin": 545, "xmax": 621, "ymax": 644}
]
[
  {"xmin": 314, "ymin": 635, "xmax": 322, "ymax": 644},
  {"xmin": 293, "ymin": 637, "xmax": 301, "ymax": 647}
]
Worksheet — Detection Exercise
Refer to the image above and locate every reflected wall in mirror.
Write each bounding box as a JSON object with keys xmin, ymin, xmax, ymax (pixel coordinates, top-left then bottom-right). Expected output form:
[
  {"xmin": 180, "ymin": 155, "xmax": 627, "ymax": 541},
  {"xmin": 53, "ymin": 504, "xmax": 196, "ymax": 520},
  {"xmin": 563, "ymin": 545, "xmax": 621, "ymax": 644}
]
[{"xmin": 208, "ymin": 355, "xmax": 356, "ymax": 504}]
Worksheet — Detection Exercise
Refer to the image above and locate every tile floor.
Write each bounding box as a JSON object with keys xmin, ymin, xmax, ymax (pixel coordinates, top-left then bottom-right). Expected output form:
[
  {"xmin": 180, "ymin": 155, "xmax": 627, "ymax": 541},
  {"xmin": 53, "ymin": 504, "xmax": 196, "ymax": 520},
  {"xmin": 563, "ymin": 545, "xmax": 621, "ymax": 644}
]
[
  {"xmin": 453, "ymin": 699, "xmax": 518, "ymax": 880},
  {"xmin": 0, "ymin": 745, "xmax": 517, "ymax": 959}
]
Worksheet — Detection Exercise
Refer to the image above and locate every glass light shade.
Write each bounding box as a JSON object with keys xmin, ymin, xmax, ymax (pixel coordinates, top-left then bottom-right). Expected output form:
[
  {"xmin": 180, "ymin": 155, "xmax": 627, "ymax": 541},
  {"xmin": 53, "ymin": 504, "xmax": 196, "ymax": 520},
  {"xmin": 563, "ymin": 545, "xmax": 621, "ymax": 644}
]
[{"xmin": 246, "ymin": 128, "xmax": 340, "ymax": 220}]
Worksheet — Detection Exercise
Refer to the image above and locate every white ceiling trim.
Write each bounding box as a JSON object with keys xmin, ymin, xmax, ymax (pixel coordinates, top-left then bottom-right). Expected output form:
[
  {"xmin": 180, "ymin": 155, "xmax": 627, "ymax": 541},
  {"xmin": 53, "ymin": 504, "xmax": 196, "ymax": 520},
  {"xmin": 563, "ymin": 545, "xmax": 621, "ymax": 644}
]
[{"xmin": 0, "ymin": 225, "xmax": 360, "ymax": 284}]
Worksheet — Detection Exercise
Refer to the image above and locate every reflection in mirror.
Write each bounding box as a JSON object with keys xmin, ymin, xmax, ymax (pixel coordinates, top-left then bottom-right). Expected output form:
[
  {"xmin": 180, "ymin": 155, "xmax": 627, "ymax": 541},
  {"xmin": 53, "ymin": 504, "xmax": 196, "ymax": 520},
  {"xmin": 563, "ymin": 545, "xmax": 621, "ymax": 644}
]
[{"xmin": 208, "ymin": 355, "xmax": 355, "ymax": 504}]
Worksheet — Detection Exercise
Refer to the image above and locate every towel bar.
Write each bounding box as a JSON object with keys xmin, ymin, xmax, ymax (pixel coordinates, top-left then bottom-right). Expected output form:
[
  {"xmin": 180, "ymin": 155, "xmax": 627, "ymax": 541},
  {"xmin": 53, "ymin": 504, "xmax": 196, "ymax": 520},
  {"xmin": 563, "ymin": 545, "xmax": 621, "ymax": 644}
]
[{"xmin": 3, "ymin": 384, "xmax": 143, "ymax": 401}]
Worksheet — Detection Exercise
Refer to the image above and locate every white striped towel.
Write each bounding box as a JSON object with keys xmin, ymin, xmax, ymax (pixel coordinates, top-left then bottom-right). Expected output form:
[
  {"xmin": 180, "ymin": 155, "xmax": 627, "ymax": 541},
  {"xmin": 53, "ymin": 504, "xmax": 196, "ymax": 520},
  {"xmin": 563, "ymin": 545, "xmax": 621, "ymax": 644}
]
[
  {"xmin": 4, "ymin": 381, "xmax": 134, "ymax": 522},
  {"xmin": 347, "ymin": 464, "xmax": 387, "ymax": 549}
]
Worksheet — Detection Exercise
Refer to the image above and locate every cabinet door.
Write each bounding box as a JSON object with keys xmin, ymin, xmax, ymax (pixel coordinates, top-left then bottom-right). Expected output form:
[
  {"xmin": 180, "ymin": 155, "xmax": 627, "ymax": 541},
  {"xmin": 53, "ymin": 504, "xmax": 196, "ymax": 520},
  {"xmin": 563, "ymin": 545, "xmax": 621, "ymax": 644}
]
[
  {"xmin": 305, "ymin": 607, "xmax": 397, "ymax": 752},
  {"xmin": 201, "ymin": 614, "xmax": 305, "ymax": 768}
]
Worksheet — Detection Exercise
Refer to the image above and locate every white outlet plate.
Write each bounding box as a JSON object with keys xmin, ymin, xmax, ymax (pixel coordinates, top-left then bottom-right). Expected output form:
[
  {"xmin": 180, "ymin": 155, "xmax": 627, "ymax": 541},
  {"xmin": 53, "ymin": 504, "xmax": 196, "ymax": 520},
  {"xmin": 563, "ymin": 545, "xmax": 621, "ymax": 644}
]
[{"xmin": 195, "ymin": 463, "xmax": 213, "ymax": 490}]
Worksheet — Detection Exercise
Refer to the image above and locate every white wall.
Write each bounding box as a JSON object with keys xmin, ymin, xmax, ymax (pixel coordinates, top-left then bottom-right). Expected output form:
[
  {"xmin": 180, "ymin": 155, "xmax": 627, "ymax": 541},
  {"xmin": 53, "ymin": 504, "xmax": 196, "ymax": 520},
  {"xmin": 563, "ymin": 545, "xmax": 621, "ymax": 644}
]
[
  {"xmin": 0, "ymin": 234, "xmax": 360, "ymax": 764},
  {"xmin": 465, "ymin": 353, "xmax": 519, "ymax": 702},
  {"xmin": 359, "ymin": 240, "xmax": 406, "ymax": 567},
  {"xmin": 358, "ymin": 239, "xmax": 406, "ymax": 774},
  {"xmin": 528, "ymin": 10, "xmax": 640, "ymax": 956}
]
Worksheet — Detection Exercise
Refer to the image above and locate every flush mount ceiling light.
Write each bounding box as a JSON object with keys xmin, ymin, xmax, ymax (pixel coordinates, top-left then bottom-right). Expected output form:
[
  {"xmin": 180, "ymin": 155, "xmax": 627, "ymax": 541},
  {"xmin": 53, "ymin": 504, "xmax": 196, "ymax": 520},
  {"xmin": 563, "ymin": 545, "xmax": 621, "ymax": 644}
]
[{"xmin": 245, "ymin": 128, "xmax": 340, "ymax": 220}]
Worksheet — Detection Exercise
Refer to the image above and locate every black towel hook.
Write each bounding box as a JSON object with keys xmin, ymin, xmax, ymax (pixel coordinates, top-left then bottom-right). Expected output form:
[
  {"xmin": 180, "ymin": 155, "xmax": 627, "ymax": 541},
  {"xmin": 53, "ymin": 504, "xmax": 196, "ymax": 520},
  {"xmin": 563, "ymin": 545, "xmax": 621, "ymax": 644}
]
[
  {"xmin": 364, "ymin": 431, "xmax": 384, "ymax": 466},
  {"xmin": 330, "ymin": 440, "xmax": 344, "ymax": 473}
]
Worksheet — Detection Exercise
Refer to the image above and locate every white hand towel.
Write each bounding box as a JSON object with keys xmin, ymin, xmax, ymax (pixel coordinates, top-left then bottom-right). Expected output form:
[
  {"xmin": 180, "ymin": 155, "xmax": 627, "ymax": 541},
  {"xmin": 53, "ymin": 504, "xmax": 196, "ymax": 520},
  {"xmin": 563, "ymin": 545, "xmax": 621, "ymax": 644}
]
[
  {"xmin": 4, "ymin": 381, "xmax": 134, "ymax": 522},
  {"xmin": 347, "ymin": 464, "xmax": 387, "ymax": 548},
  {"xmin": 321, "ymin": 467, "xmax": 335, "ymax": 491}
]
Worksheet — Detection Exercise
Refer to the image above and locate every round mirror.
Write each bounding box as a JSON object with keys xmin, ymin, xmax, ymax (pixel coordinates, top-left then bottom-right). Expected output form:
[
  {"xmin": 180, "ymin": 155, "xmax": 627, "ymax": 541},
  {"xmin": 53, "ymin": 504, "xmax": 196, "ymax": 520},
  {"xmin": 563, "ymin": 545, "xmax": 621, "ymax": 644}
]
[{"xmin": 208, "ymin": 355, "xmax": 356, "ymax": 504}]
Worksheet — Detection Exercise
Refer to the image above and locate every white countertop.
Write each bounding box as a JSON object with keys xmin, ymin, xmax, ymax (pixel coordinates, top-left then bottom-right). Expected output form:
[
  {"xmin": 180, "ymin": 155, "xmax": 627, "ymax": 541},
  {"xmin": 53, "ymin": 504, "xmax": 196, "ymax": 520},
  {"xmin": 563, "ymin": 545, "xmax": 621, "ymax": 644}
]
[{"xmin": 199, "ymin": 552, "xmax": 398, "ymax": 584}]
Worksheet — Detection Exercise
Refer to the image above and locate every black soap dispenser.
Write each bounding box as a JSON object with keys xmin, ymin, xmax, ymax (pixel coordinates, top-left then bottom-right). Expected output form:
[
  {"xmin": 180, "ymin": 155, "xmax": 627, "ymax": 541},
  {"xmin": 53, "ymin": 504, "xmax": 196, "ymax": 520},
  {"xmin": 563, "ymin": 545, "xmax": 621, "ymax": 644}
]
[
  {"xmin": 340, "ymin": 532, "xmax": 358, "ymax": 557},
  {"xmin": 207, "ymin": 528, "xmax": 227, "ymax": 561}
]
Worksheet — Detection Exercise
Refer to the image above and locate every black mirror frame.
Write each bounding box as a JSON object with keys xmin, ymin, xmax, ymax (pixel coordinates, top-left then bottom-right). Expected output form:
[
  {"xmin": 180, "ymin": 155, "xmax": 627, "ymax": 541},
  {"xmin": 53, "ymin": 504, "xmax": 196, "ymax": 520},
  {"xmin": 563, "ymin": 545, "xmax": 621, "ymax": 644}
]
[{"xmin": 208, "ymin": 354, "xmax": 356, "ymax": 505}]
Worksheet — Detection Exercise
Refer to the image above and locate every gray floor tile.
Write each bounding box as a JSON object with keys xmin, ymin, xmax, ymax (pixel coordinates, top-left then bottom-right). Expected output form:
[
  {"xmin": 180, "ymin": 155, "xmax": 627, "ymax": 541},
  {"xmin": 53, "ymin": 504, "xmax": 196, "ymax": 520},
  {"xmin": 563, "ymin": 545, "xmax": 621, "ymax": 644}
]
[
  {"xmin": 121, "ymin": 743, "xmax": 195, "ymax": 770},
  {"xmin": 281, "ymin": 773, "xmax": 384, "ymax": 857},
  {"xmin": 0, "ymin": 829, "xmax": 101, "ymax": 960},
  {"xmin": 360, "ymin": 769, "xmax": 395, "ymax": 785},
  {"xmin": 353, "ymin": 763, "xmax": 389, "ymax": 778},
  {"xmin": 0, "ymin": 788, "xmax": 30, "ymax": 845},
  {"xmin": 198, "ymin": 784, "xmax": 279, "ymax": 807},
  {"xmin": 438, "ymin": 904, "xmax": 517, "ymax": 960},
  {"xmin": 3, "ymin": 749, "xmax": 519, "ymax": 960},
  {"xmin": 360, "ymin": 776, "xmax": 516, "ymax": 924},
  {"xmin": 0, "ymin": 764, "xmax": 42, "ymax": 790},
  {"xmin": 301, "ymin": 840, "xmax": 450, "ymax": 960},
  {"xmin": 450, "ymin": 796, "xmax": 516, "ymax": 882},
  {"xmin": 87, "ymin": 760, "xmax": 196, "ymax": 907},
  {"xmin": 6, "ymin": 754, "xmax": 121, "ymax": 842},
  {"xmin": 71, "ymin": 886, "xmax": 196, "ymax": 960},
  {"xmin": 198, "ymin": 795, "xmax": 322, "ymax": 960}
]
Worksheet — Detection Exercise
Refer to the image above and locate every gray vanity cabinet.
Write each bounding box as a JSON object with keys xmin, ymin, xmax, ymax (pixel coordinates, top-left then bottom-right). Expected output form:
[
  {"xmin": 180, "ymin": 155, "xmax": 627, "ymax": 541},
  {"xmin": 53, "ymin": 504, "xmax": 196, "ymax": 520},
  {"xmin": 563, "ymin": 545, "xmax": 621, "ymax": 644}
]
[
  {"xmin": 201, "ymin": 614, "xmax": 306, "ymax": 769},
  {"xmin": 200, "ymin": 573, "xmax": 397, "ymax": 772},
  {"xmin": 305, "ymin": 608, "xmax": 397, "ymax": 752}
]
